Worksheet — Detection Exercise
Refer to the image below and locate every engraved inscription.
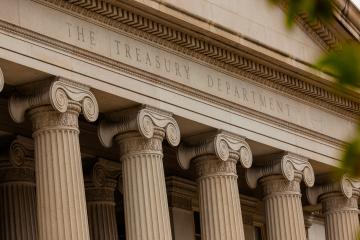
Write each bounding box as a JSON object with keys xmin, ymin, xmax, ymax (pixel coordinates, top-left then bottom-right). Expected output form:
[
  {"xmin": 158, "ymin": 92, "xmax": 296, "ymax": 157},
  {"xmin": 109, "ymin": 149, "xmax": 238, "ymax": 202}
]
[
  {"xmin": 207, "ymin": 74, "xmax": 291, "ymax": 116},
  {"xmin": 61, "ymin": 22, "xmax": 348, "ymax": 137},
  {"xmin": 112, "ymin": 39, "xmax": 191, "ymax": 81},
  {"xmin": 66, "ymin": 23, "xmax": 96, "ymax": 47},
  {"xmin": 6, "ymin": 0, "xmax": 353, "ymax": 141}
]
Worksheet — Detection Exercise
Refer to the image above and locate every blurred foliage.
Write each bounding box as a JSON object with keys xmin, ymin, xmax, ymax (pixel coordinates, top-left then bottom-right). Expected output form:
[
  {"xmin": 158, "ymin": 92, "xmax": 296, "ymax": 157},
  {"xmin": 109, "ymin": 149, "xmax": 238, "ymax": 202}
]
[
  {"xmin": 268, "ymin": 0, "xmax": 333, "ymax": 27},
  {"xmin": 268, "ymin": 0, "xmax": 360, "ymax": 178}
]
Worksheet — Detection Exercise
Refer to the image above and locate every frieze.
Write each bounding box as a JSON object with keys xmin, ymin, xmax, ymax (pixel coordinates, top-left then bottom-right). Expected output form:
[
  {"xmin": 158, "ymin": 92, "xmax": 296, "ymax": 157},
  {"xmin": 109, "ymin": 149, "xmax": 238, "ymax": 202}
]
[
  {"xmin": 33, "ymin": 0, "xmax": 360, "ymax": 117},
  {"xmin": 0, "ymin": 0, "xmax": 357, "ymax": 143}
]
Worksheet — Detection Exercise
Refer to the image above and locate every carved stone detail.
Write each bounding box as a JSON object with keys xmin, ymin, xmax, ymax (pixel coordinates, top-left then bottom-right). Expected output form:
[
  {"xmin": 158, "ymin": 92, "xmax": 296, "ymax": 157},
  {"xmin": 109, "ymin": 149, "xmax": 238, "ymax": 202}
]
[
  {"xmin": 34, "ymin": 0, "xmax": 360, "ymax": 118},
  {"xmin": 177, "ymin": 131, "xmax": 251, "ymax": 240},
  {"xmin": 8, "ymin": 78, "xmax": 98, "ymax": 240},
  {"xmin": 166, "ymin": 177, "xmax": 197, "ymax": 210},
  {"xmin": 98, "ymin": 105, "xmax": 180, "ymax": 148},
  {"xmin": 261, "ymin": 176, "xmax": 301, "ymax": 195},
  {"xmin": 89, "ymin": 158, "xmax": 122, "ymax": 188},
  {"xmin": 85, "ymin": 159, "xmax": 121, "ymax": 240},
  {"xmin": 9, "ymin": 77, "xmax": 99, "ymax": 124},
  {"xmin": 0, "ymin": 136, "xmax": 38, "ymax": 240},
  {"xmin": 306, "ymin": 175, "xmax": 360, "ymax": 205},
  {"xmin": 0, "ymin": 136, "xmax": 35, "ymax": 182},
  {"xmin": 245, "ymin": 153, "xmax": 311, "ymax": 240},
  {"xmin": 99, "ymin": 106, "xmax": 179, "ymax": 240},
  {"xmin": 245, "ymin": 152, "xmax": 315, "ymax": 189},
  {"xmin": 307, "ymin": 176, "xmax": 360, "ymax": 240},
  {"xmin": 177, "ymin": 131, "xmax": 253, "ymax": 171},
  {"xmin": 0, "ymin": 67, "xmax": 4, "ymax": 92}
]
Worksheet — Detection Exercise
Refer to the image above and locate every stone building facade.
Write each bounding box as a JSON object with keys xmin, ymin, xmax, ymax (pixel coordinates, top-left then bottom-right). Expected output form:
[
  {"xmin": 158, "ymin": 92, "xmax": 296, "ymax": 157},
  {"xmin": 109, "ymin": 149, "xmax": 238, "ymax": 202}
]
[{"xmin": 0, "ymin": 0, "xmax": 359, "ymax": 240}]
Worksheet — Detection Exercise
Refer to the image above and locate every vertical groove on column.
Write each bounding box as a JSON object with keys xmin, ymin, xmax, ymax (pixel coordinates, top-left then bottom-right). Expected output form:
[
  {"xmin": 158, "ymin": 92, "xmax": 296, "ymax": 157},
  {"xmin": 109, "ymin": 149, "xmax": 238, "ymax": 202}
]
[
  {"xmin": 197, "ymin": 159, "xmax": 245, "ymax": 240},
  {"xmin": 0, "ymin": 183, "xmax": 37, "ymax": 240},
  {"xmin": 35, "ymin": 128, "xmax": 90, "ymax": 240},
  {"xmin": 323, "ymin": 196, "xmax": 359, "ymax": 240},
  {"xmin": 121, "ymin": 137, "xmax": 172, "ymax": 240},
  {"xmin": 262, "ymin": 176, "xmax": 306, "ymax": 240},
  {"xmin": 87, "ymin": 202, "xmax": 118, "ymax": 240}
]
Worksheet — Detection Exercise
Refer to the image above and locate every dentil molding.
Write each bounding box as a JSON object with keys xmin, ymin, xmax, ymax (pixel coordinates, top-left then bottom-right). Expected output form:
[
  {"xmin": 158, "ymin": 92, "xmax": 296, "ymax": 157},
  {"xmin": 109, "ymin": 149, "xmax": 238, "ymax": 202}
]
[
  {"xmin": 177, "ymin": 131, "xmax": 253, "ymax": 170},
  {"xmin": 245, "ymin": 152, "xmax": 315, "ymax": 189},
  {"xmin": 98, "ymin": 105, "xmax": 180, "ymax": 148},
  {"xmin": 33, "ymin": 0, "xmax": 360, "ymax": 117},
  {"xmin": 307, "ymin": 175, "xmax": 360, "ymax": 205},
  {"xmin": 9, "ymin": 77, "xmax": 99, "ymax": 123}
]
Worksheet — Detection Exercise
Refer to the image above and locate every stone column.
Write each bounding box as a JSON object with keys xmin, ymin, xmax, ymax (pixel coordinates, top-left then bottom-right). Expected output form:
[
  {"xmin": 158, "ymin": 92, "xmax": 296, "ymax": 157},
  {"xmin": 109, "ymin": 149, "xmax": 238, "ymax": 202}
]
[
  {"xmin": 166, "ymin": 176, "xmax": 197, "ymax": 240},
  {"xmin": 0, "ymin": 67, "xmax": 4, "ymax": 92},
  {"xmin": 85, "ymin": 158, "xmax": 122, "ymax": 240},
  {"xmin": 177, "ymin": 131, "xmax": 253, "ymax": 240},
  {"xmin": 9, "ymin": 78, "xmax": 99, "ymax": 240},
  {"xmin": 245, "ymin": 152, "xmax": 315, "ymax": 240},
  {"xmin": 98, "ymin": 105, "xmax": 181, "ymax": 240},
  {"xmin": 307, "ymin": 175, "xmax": 360, "ymax": 240},
  {"xmin": 0, "ymin": 136, "xmax": 37, "ymax": 240}
]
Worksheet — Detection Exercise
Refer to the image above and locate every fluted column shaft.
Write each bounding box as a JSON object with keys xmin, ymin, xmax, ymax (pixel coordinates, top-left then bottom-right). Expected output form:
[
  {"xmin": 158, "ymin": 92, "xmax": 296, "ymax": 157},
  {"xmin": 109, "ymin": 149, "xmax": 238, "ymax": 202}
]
[
  {"xmin": 0, "ymin": 165, "xmax": 37, "ymax": 240},
  {"xmin": 31, "ymin": 105, "xmax": 90, "ymax": 240},
  {"xmin": 321, "ymin": 193, "xmax": 359, "ymax": 240},
  {"xmin": 117, "ymin": 131, "xmax": 172, "ymax": 240},
  {"xmin": 196, "ymin": 156, "xmax": 245, "ymax": 240},
  {"xmin": 86, "ymin": 180, "xmax": 119, "ymax": 240},
  {"xmin": 260, "ymin": 175, "xmax": 307, "ymax": 240}
]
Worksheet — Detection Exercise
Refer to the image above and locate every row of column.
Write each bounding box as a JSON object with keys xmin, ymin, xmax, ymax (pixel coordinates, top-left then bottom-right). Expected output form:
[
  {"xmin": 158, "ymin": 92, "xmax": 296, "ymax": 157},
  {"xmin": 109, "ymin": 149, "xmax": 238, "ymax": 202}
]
[{"xmin": 0, "ymin": 77, "xmax": 359, "ymax": 240}]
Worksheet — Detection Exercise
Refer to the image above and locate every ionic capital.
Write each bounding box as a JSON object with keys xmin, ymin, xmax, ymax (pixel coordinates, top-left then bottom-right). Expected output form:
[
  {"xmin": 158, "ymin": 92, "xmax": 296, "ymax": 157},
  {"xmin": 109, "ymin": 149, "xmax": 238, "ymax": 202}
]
[
  {"xmin": 9, "ymin": 77, "xmax": 99, "ymax": 123},
  {"xmin": 307, "ymin": 175, "xmax": 360, "ymax": 205},
  {"xmin": 98, "ymin": 105, "xmax": 180, "ymax": 148},
  {"xmin": 0, "ymin": 136, "xmax": 35, "ymax": 182},
  {"xmin": 0, "ymin": 67, "xmax": 4, "ymax": 92},
  {"xmin": 245, "ymin": 152, "xmax": 315, "ymax": 189},
  {"xmin": 177, "ymin": 130, "xmax": 252, "ymax": 170},
  {"xmin": 89, "ymin": 158, "xmax": 122, "ymax": 188},
  {"xmin": 8, "ymin": 135, "xmax": 34, "ymax": 167}
]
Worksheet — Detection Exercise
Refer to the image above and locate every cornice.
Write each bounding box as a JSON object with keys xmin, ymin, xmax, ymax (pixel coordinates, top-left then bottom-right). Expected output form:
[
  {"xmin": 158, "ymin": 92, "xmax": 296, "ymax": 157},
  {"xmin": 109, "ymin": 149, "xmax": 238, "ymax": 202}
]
[
  {"xmin": 30, "ymin": 0, "xmax": 360, "ymax": 118},
  {"xmin": 0, "ymin": 21, "xmax": 350, "ymax": 149}
]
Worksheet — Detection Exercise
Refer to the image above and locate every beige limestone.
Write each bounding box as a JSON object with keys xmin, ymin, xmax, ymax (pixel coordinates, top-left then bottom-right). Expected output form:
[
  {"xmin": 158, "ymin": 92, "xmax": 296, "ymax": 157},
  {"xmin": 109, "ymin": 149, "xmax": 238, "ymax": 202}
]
[
  {"xmin": 0, "ymin": 0, "xmax": 355, "ymax": 143},
  {"xmin": 85, "ymin": 159, "xmax": 122, "ymax": 240},
  {"xmin": 166, "ymin": 177, "xmax": 197, "ymax": 240},
  {"xmin": 0, "ymin": 136, "xmax": 37, "ymax": 240},
  {"xmin": 307, "ymin": 175, "xmax": 360, "ymax": 240},
  {"xmin": 9, "ymin": 78, "xmax": 99, "ymax": 240},
  {"xmin": 177, "ymin": 131, "xmax": 253, "ymax": 240},
  {"xmin": 246, "ymin": 152, "xmax": 315, "ymax": 240},
  {"xmin": 98, "ymin": 105, "xmax": 181, "ymax": 240}
]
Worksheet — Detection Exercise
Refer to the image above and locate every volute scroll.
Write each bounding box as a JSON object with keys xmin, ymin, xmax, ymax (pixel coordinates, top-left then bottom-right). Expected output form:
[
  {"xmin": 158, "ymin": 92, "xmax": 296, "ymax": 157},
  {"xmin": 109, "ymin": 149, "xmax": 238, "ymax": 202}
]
[
  {"xmin": 245, "ymin": 152, "xmax": 315, "ymax": 189},
  {"xmin": 98, "ymin": 105, "xmax": 181, "ymax": 148},
  {"xmin": 9, "ymin": 77, "xmax": 99, "ymax": 123},
  {"xmin": 177, "ymin": 130, "xmax": 253, "ymax": 170}
]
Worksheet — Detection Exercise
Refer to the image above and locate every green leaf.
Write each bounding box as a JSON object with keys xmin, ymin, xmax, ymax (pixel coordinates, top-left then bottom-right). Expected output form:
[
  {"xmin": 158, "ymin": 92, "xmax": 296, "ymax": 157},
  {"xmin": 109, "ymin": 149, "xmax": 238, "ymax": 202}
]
[
  {"xmin": 340, "ymin": 122, "xmax": 360, "ymax": 177},
  {"xmin": 317, "ymin": 43, "xmax": 360, "ymax": 89},
  {"xmin": 268, "ymin": 0, "xmax": 333, "ymax": 28}
]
